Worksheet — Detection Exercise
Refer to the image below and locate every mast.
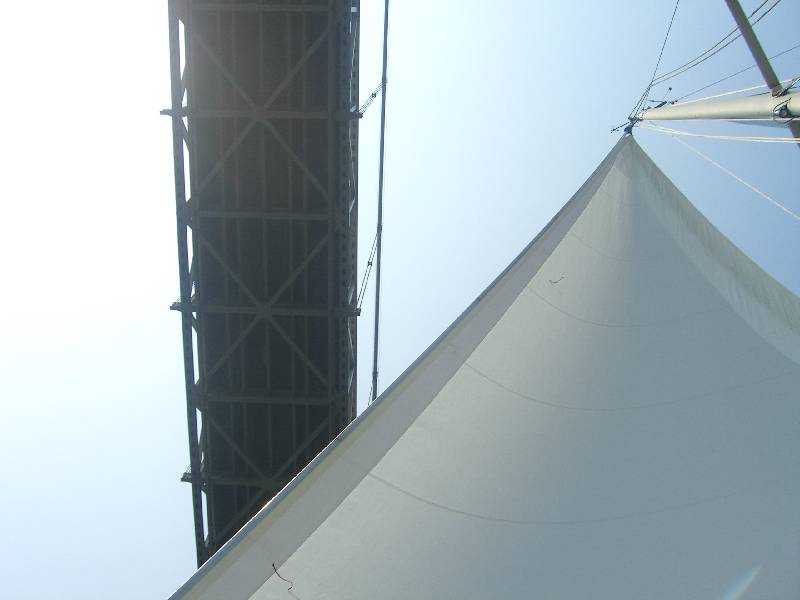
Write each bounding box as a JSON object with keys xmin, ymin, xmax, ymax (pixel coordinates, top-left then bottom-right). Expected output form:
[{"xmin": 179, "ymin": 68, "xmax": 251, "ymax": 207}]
[
  {"xmin": 724, "ymin": 0, "xmax": 782, "ymax": 96},
  {"xmin": 724, "ymin": 0, "xmax": 800, "ymax": 144},
  {"xmin": 637, "ymin": 91, "xmax": 799, "ymax": 121},
  {"xmin": 635, "ymin": 0, "xmax": 799, "ymax": 147}
]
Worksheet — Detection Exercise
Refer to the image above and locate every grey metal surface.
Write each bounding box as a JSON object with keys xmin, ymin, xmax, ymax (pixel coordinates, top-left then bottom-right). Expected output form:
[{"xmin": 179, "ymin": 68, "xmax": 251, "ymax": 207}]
[
  {"xmin": 724, "ymin": 0, "xmax": 781, "ymax": 94},
  {"xmin": 370, "ymin": 0, "xmax": 388, "ymax": 403},
  {"xmin": 723, "ymin": 0, "xmax": 800, "ymax": 145},
  {"xmin": 165, "ymin": 0, "xmax": 359, "ymax": 566}
]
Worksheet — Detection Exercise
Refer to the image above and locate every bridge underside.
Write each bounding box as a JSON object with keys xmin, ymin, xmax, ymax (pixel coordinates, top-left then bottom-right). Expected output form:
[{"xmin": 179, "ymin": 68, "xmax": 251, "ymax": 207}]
[{"xmin": 166, "ymin": 0, "xmax": 359, "ymax": 566}]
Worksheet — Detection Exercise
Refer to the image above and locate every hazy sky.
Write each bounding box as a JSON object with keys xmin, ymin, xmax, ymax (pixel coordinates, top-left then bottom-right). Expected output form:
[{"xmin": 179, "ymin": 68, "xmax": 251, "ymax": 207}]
[{"xmin": 0, "ymin": 1, "xmax": 798, "ymax": 598}]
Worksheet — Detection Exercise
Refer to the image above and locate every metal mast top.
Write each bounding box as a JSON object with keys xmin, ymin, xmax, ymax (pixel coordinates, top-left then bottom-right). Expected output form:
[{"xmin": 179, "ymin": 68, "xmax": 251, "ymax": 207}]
[{"xmin": 634, "ymin": 0, "xmax": 800, "ymax": 147}]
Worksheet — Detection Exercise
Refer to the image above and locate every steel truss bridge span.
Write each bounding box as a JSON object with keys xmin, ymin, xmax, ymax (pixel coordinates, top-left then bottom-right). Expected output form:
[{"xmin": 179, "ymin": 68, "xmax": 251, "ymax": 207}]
[{"xmin": 166, "ymin": 0, "xmax": 359, "ymax": 566}]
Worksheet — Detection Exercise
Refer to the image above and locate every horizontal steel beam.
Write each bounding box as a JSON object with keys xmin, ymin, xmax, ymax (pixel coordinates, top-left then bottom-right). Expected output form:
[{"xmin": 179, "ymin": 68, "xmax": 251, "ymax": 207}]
[
  {"xmin": 193, "ymin": 210, "xmax": 329, "ymax": 221},
  {"xmin": 162, "ymin": 108, "xmax": 330, "ymax": 120},
  {"xmin": 170, "ymin": 301, "xmax": 357, "ymax": 317},
  {"xmin": 192, "ymin": 3, "xmax": 328, "ymax": 13},
  {"xmin": 201, "ymin": 474, "xmax": 292, "ymax": 489},
  {"xmin": 199, "ymin": 391, "xmax": 342, "ymax": 407}
]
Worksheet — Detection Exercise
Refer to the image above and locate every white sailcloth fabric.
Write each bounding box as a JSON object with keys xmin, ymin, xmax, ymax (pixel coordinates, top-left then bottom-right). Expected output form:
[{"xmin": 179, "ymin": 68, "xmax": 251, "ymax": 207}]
[{"xmin": 170, "ymin": 136, "xmax": 800, "ymax": 600}]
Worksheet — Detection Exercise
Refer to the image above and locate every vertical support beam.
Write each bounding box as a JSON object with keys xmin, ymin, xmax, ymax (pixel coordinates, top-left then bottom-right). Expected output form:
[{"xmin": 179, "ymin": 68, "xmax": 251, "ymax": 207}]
[
  {"xmin": 327, "ymin": 0, "xmax": 336, "ymax": 440},
  {"xmin": 167, "ymin": 0, "xmax": 206, "ymax": 567},
  {"xmin": 370, "ymin": 0, "xmax": 389, "ymax": 403},
  {"xmin": 339, "ymin": 0, "xmax": 359, "ymax": 423},
  {"xmin": 168, "ymin": 0, "xmax": 358, "ymax": 564}
]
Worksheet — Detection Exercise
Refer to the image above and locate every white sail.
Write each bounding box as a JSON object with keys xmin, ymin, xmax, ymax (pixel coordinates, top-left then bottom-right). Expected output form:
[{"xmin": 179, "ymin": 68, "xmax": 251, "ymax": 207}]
[{"xmin": 169, "ymin": 136, "xmax": 800, "ymax": 600}]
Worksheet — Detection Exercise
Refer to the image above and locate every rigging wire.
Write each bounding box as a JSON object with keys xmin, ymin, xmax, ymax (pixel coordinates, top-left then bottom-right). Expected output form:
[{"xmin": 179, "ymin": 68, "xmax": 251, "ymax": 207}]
[
  {"xmin": 625, "ymin": 0, "xmax": 786, "ymax": 125},
  {"xmin": 651, "ymin": 0, "xmax": 783, "ymax": 88},
  {"xmin": 663, "ymin": 134, "xmax": 800, "ymax": 222},
  {"xmin": 652, "ymin": 0, "xmax": 769, "ymax": 83},
  {"xmin": 357, "ymin": 232, "xmax": 379, "ymax": 309},
  {"xmin": 639, "ymin": 122, "xmax": 800, "ymax": 143},
  {"xmin": 370, "ymin": 0, "xmax": 390, "ymax": 405},
  {"xmin": 359, "ymin": 81, "xmax": 384, "ymax": 115},
  {"xmin": 629, "ymin": 0, "xmax": 682, "ymax": 120},
  {"xmin": 675, "ymin": 78, "xmax": 795, "ymax": 105},
  {"xmin": 674, "ymin": 41, "xmax": 800, "ymax": 102}
]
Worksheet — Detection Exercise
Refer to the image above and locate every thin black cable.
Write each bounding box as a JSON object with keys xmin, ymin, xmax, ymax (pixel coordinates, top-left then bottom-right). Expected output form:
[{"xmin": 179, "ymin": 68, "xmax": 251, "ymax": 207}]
[
  {"xmin": 367, "ymin": 381, "xmax": 375, "ymax": 406},
  {"xmin": 611, "ymin": 120, "xmax": 632, "ymax": 133},
  {"xmin": 627, "ymin": 87, "xmax": 652, "ymax": 122},
  {"xmin": 648, "ymin": 0, "xmax": 682, "ymax": 88},
  {"xmin": 629, "ymin": 0, "xmax": 681, "ymax": 120},
  {"xmin": 674, "ymin": 41, "xmax": 800, "ymax": 102},
  {"xmin": 651, "ymin": 0, "xmax": 783, "ymax": 87},
  {"xmin": 652, "ymin": 0, "xmax": 769, "ymax": 83},
  {"xmin": 652, "ymin": 3, "xmax": 778, "ymax": 86}
]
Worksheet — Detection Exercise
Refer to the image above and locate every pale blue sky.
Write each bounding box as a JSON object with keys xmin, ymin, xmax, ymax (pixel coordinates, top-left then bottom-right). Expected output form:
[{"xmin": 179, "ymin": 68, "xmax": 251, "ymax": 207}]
[{"xmin": 0, "ymin": 2, "xmax": 797, "ymax": 598}]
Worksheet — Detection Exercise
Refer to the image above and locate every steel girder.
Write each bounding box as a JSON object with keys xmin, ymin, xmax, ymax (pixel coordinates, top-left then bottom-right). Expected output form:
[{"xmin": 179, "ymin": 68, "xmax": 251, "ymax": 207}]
[{"xmin": 166, "ymin": 0, "xmax": 358, "ymax": 566}]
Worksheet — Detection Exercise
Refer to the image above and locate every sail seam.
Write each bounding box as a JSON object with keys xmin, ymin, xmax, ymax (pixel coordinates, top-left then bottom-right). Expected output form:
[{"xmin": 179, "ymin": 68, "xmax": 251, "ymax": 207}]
[
  {"xmin": 524, "ymin": 285, "xmax": 723, "ymax": 329},
  {"xmin": 365, "ymin": 472, "xmax": 761, "ymax": 526},
  {"xmin": 462, "ymin": 362, "xmax": 797, "ymax": 413}
]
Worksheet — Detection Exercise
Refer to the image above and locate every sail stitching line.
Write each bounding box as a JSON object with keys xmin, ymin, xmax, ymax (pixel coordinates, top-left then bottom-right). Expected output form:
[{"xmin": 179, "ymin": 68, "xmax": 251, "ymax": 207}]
[
  {"xmin": 366, "ymin": 472, "xmax": 758, "ymax": 526},
  {"xmin": 524, "ymin": 285, "xmax": 723, "ymax": 329},
  {"xmin": 568, "ymin": 230, "xmax": 665, "ymax": 264},
  {"xmin": 462, "ymin": 362, "xmax": 797, "ymax": 413}
]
